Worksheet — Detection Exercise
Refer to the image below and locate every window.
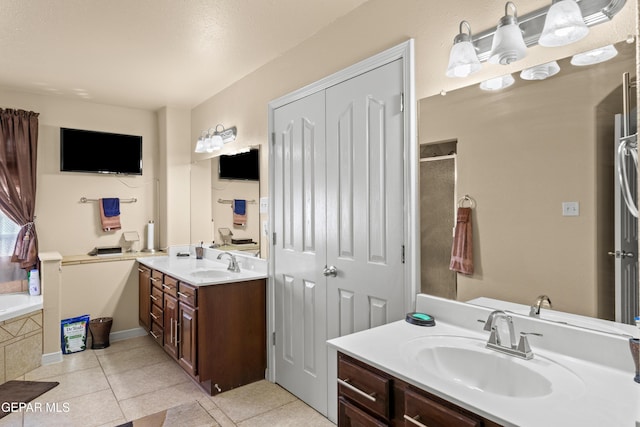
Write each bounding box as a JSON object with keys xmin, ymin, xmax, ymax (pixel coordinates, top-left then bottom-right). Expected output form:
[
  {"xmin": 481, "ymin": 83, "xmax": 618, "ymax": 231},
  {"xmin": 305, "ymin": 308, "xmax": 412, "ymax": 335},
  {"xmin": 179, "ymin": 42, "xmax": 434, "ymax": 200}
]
[
  {"xmin": 0, "ymin": 211, "xmax": 19, "ymax": 256},
  {"xmin": 0, "ymin": 211, "xmax": 25, "ymax": 282}
]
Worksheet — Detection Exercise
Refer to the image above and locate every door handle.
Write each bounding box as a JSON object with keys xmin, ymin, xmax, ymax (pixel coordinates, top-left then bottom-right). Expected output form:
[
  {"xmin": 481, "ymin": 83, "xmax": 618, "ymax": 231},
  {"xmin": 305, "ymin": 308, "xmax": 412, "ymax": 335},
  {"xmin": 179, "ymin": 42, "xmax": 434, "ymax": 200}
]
[
  {"xmin": 608, "ymin": 250, "xmax": 635, "ymax": 258},
  {"xmin": 323, "ymin": 265, "xmax": 338, "ymax": 277}
]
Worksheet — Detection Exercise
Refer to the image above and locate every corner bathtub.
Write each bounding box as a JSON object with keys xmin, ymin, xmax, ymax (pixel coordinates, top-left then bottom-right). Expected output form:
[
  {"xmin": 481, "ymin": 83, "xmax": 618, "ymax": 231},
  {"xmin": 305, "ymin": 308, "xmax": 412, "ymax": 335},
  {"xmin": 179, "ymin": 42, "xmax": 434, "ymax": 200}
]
[{"xmin": 0, "ymin": 292, "xmax": 43, "ymax": 322}]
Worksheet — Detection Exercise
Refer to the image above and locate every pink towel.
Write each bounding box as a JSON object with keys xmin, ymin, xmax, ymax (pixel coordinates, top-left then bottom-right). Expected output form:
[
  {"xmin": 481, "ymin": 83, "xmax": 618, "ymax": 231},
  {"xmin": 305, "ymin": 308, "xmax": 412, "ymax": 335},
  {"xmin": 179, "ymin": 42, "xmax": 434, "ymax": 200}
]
[
  {"xmin": 99, "ymin": 198, "xmax": 121, "ymax": 232},
  {"xmin": 450, "ymin": 207, "xmax": 473, "ymax": 275}
]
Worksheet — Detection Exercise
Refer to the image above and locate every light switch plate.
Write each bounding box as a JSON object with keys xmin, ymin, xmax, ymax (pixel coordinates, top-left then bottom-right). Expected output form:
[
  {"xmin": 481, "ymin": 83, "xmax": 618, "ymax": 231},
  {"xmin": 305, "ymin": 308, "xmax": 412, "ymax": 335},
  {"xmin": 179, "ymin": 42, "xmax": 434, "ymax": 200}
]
[
  {"xmin": 260, "ymin": 197, "xmax": 269, "ymax": 214},
  {"xmin": 562, "ymin": 201, "xmax": 579, "ymax": 216}
]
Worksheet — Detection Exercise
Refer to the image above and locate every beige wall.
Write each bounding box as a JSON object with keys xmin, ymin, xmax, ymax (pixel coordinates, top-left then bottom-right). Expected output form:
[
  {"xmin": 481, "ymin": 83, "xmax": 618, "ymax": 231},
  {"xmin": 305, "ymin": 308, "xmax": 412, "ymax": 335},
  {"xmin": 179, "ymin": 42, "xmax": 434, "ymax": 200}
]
[
  {"xmin": 189, "ymin": 0, "xmax": 636, "ymax": 316},
  {"xmin": 0, "ymin": 88, "xmax": 159, "ymax": 338},
  {"xmin": 0, "ymin": 89, "xmax": 158, "ymax": 256}
]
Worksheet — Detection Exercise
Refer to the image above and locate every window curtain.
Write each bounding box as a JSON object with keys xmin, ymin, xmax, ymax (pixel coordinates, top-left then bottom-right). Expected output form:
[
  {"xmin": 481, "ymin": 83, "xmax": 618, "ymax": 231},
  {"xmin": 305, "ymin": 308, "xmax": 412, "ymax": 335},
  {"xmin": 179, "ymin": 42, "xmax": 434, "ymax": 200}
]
[{"xmin": 0, "ymin": 109, "xmax": 39, "ymax": 270}]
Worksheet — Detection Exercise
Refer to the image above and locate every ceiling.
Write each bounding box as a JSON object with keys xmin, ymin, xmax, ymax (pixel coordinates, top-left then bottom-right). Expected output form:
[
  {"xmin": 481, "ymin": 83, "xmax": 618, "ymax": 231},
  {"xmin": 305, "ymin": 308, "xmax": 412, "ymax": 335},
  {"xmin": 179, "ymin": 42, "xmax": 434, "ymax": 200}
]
[{"xmin": 0, "ymin": 0, "xmax": 369, "ymax": 111}]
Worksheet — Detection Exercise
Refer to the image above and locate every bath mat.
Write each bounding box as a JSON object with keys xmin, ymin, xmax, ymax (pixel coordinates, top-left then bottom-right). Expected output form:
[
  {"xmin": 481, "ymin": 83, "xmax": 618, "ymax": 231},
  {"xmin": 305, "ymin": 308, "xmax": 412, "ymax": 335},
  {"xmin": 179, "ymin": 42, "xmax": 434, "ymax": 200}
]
[
  {"xmin": 117, "ymin": 401, "xmax": 216, "ymax": 426},
  {"xmin": 0, "ymin": 380, "xmax": 59, "ymax": 419}
]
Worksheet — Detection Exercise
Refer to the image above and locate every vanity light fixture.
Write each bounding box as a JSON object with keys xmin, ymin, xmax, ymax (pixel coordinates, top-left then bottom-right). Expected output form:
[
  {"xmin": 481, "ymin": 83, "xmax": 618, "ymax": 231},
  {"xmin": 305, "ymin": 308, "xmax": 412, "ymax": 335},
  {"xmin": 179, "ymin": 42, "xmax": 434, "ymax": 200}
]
[
  {"xmin": 570, "ymin": 44, "xmax": 618, "ymax": 66},
  {"xmin": 446, "ymin": 21, "xmax": 481, "ymax": 78},
  {"xmin": 539, "ymin": 0, "xmax": 589, "ymax": 47},
  {"xmin": 194, "ymin": 124, "xmax": 237, "ymax": 153},
  {"xmin": 445, "ymin": 0, "xmax": 626, "ymax": 76},
  {"xmin": 479, "ymin": 74, "xmax": 515, "ymax": 91},
  {"xmin": 520, "ymin": 61, "xmax": 561, "ymax": 80},
  {"xmin": 488, "ymin": 2, "xmax": 527, "ymax": 65}
]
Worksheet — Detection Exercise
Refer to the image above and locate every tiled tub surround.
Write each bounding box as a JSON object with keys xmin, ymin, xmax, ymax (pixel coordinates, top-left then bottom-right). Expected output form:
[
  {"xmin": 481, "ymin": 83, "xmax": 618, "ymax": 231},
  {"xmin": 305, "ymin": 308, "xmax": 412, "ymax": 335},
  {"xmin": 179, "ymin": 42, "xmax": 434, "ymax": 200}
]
[
  {"xmin": 328, "ymin": 294, "xmax": 640, "ymax": 427},
  {"xmin": 0, "ymin": 307, "xmax": 43, "ymax": 384}
]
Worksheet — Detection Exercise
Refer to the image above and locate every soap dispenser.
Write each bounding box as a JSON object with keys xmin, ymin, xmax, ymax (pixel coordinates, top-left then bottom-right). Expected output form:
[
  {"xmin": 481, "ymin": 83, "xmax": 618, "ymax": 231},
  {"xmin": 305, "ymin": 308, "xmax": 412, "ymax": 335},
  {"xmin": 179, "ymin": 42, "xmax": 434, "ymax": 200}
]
[{"xmin": 195, "ymin": 242, "xmax": 204, "ymax": 260}]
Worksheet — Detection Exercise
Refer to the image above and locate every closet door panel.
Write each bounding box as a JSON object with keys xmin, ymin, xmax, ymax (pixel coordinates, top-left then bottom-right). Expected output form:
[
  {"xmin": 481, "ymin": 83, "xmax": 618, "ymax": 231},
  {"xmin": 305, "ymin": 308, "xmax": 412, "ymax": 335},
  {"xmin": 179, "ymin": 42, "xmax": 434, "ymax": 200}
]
[
  {"xmin": 326, "ymin": 59, "xmax": 406, "ymax": 337},
  {"xmin": 273, "ymin": 90, "xmax": 328, "ymax": 415}
]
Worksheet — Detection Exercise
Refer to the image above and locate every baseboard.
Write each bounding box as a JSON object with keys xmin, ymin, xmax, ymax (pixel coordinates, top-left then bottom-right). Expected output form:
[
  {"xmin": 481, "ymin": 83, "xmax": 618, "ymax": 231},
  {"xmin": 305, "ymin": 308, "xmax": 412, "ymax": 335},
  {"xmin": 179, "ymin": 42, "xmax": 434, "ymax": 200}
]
[
  {"xmin": 41, "ymin": 351, "xmax": 63, "ymax": 365},
  {"xmin": 110, "ymin": 327, "xmax": 147, "ymax": 342}
]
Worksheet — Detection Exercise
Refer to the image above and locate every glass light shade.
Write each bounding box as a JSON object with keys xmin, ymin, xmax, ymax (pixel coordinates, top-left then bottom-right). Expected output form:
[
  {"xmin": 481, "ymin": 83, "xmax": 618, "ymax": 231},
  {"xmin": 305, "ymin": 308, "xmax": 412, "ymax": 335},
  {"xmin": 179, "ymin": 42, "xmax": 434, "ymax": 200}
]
[
  {"xmin": 203, "ymin": 135, "xmax": 213, "ymax": 153},
  {"xmin": 446, "ymin": 41, "xmax": 481, "ymax": 78},
  {"xmin": 194, "ymin": 137, "xmax": 206, "ymax": 153},
  {"xmin": 211, "ymin": 134, "xmax": 224, "ymax": 150},
  {"xmin": 570, "ymin": 44, "xmax": 618, "ymax": 66},
  {"xmin": 520, "ymin": 61, "xmax": 560, "ymax": 80},
  {"xmin": 488, "ymin": 22, "xmax": 527, "ymax": 65},
  {"xmin": 480, "ymin": 74, "xmax": 515, "ymax": 91},
  {"xmin": 539, "ymin": 0, "xmax": 588, "ymax": 47}
]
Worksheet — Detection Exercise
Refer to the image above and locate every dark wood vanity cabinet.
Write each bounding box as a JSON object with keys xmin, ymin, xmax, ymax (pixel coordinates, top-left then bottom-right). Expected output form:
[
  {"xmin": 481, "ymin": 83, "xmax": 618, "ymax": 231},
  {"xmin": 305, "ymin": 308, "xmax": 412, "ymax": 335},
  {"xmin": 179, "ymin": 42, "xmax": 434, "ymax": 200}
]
[
  {"xmin": 177, "ymin": 282, "xmax": 197, "ymax": 377},
  {"xmin": 149, "ymin": 270, "xmax": 164, "ymax": 346},
  {"xmin": 138, "ymin": 263, "xmax": 266, "ymax": 395},
  {"xmin": 137, "ymin": 265, "xmax": 151, "ymax": 331},
  {"xmin": 337, "ymin": 352, "xmax": 502, "ymax": 427}
]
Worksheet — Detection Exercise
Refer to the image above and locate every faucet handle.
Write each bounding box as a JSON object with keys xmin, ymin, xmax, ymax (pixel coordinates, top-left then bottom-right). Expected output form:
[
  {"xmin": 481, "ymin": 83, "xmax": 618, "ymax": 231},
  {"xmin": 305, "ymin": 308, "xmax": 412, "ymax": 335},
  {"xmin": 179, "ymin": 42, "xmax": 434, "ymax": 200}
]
[{"xmin": 517, "ymin": 332, "xmax": 543, "ymax": 356}]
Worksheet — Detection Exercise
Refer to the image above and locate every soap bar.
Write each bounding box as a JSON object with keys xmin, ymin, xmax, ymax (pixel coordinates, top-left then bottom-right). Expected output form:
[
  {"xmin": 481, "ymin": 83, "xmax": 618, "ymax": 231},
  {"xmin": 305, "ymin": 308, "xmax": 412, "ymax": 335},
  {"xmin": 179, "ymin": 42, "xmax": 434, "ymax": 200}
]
[{"xmin": 405, "ymin": 312, "xmax": 436, "ymax": 327}]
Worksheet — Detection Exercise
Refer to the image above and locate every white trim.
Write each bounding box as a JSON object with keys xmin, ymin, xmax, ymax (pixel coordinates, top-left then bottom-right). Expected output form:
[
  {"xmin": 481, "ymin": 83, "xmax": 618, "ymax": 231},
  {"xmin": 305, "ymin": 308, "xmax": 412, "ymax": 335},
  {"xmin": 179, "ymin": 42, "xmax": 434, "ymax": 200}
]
[
  {"xmin": 267, "ymin": 40, "xmax": 417, "ymax": 411},
  {"xmin": 420, "ymin": 154, "xmax": 457, "ymax": 162},
  {"xmin": 41, "ymin": 351, "xmax": 63, "ymax": 365},
  {"xmin": 110, "ymin": 327, "xmax": 147, "ymax": 343}
]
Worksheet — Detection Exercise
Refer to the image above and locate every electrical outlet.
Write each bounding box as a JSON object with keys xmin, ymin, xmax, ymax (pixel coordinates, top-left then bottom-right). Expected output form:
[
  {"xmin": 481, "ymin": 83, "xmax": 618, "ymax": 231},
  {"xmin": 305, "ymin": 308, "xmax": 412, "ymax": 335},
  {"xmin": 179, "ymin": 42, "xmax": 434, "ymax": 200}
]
[
  {"xmin": 562, "ymin": 201, "xmax": 579, "ymax": 217},
  {"xmin": 262, "ymin": 220, "xmax": 269, "ymax": 236}
]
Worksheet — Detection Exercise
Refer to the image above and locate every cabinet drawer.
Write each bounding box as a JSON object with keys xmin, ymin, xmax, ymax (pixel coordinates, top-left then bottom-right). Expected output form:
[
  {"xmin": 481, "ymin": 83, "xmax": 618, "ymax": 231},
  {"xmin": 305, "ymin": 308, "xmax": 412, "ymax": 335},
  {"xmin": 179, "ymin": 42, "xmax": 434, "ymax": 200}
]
[
  {"xmin": 150, "ymin": 285, "xmax": 163, "ymax": 307},
  {"xmin": 149, "ymin": 321, "xmax": 163, "ymax": 346},
  {"xmin": 162, "ymin": 275, "xmax": 178, "ymax": 297},
  {"xmin": 150, "ymin": 270, "xmax": 163, "ymax": 289},
  {"xmin": 178, "ymin": 282, "xmax": 197, "ymax": 307},
  {"xmin": 339, "ymin": 397, "xmax": 388, "ymax": 427},
  {"xmin": 150, "ymin": 302, "xmax": 163, "ymax": 325},
  {"xmin": 404, "ymin": 389, "xmax": 480, "ymax": 427},
  {"xmin": 338, "ymin": 354, "xmax": 390, "ymax": 420}
]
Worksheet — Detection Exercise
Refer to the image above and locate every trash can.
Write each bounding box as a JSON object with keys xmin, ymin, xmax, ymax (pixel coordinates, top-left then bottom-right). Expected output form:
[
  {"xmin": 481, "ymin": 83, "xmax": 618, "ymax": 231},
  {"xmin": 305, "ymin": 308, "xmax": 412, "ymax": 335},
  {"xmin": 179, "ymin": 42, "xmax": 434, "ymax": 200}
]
[{"xmin": 89, "ymin": 317, "xmax": 113, "ymax": 349}]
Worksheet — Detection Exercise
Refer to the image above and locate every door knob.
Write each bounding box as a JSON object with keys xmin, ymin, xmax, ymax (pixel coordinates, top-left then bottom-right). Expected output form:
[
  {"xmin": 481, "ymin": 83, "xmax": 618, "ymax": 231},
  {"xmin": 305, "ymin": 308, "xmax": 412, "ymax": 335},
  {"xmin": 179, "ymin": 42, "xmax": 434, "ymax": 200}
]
[
  {"xmin": 323, "ymin": 265, "xmax": 338, "ymax": 277},
  {"xmin": 608, "ymin": 250, "xmax": 635, "ymax": 258}
]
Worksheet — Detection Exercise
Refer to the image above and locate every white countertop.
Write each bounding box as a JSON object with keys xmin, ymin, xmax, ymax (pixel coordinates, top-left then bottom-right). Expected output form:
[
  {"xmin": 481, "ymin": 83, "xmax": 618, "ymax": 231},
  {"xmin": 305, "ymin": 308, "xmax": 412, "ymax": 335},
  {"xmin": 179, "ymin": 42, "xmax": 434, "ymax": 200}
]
[
  {"xmin": 328, "ymin": 294, "xmax": 640, "ymax": 427},
  {"xmin": 137, "ymin": 246, "xmax": 267, "ymax": 286}
]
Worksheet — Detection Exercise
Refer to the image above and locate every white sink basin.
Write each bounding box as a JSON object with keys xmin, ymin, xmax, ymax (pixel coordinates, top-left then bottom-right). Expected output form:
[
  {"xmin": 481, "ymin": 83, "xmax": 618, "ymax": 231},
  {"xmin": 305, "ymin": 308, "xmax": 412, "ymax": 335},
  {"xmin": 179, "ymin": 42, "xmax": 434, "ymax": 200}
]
[{"xmin": 403, "ymin": 336, "xmax": 585, "ymax": 399}]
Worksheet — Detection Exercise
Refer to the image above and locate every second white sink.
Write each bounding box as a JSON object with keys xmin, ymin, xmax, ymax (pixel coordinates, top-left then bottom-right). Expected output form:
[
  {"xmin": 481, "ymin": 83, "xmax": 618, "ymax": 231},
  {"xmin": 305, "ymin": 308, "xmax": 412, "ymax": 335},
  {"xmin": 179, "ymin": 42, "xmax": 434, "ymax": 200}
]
[{"xmin": 403, "ymin": 335, "xmax": 585, "ymax": 399}]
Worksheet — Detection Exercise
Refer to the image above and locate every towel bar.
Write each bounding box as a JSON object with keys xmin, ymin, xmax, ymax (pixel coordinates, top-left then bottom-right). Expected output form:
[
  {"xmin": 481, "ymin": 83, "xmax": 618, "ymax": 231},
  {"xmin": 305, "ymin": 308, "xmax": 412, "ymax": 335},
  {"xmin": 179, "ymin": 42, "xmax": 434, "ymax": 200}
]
[
  {"xmin": 80, "ymin": 197, "xmax": 137, "ymax": 203},
  {"xmin": 217, "ymin": 199, "xmax": 256, "ymax": 204}
]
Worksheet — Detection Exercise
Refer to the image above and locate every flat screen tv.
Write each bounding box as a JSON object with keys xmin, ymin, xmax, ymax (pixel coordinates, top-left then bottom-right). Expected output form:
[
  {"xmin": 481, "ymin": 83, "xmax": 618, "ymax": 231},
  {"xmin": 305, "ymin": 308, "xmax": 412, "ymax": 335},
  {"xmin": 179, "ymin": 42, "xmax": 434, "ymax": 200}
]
[
  {"xmin": 60, "ymin": 127, "xmax": 143, "ymax": 175},
  {"xmin": 218, "ymin": 149, "xmax": 259, "ymax": 181}
]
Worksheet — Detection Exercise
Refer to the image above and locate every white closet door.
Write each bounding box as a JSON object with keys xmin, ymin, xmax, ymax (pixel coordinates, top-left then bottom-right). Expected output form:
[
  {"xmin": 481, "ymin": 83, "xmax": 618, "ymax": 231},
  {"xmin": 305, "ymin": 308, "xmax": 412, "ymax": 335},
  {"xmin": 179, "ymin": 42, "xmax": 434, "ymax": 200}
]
[
  {"xmin": 325, "ymin": 59, "xmax": 405, "ymax": 340},
  {"xmin": 273, "ymin": 90, "xmax": 328, "ymax": 414}
]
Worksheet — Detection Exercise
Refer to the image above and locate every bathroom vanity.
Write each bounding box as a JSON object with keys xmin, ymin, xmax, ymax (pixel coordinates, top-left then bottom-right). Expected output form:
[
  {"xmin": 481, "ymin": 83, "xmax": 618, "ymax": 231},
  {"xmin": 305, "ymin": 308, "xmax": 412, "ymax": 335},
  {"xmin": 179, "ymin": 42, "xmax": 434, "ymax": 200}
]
[
  {"xmin": 328, "ymin": 294, "xmax": 640, "ymax": 427},
  {"xmin": 137, "ymin": 249, "xmax": 267, "ymax": 395}
]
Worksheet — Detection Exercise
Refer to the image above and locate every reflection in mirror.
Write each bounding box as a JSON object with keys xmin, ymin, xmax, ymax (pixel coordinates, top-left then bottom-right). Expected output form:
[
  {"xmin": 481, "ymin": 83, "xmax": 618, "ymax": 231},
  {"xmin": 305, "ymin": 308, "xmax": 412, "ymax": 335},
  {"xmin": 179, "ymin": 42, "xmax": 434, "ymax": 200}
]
[
  {"xmin": 210, "ymin": 148, "xmax": 261, "ymax": 256},
  {"xmin": 419, "ymin": 40, "xmax": 637, "ymax": 324}
]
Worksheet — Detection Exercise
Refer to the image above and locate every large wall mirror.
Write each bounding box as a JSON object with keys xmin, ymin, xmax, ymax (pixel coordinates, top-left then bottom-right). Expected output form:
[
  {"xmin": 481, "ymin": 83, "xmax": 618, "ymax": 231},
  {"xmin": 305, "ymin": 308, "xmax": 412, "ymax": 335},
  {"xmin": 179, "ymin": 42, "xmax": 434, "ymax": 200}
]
[
  {"xmin": 419, "ymin": 39, "xmax": 637, "ymax": 324},
  {"xmin": 210, "ymin": 149, "xmax": 261, "ymax": 255}
]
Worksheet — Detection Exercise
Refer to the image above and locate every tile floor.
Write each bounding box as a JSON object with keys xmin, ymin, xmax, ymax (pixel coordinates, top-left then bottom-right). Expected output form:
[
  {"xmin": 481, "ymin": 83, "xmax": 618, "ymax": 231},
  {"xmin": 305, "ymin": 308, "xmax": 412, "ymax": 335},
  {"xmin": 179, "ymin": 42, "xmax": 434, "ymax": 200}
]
[{"xmin": 0, "ymin": 335, "xmax": 335, "ymax": 427}]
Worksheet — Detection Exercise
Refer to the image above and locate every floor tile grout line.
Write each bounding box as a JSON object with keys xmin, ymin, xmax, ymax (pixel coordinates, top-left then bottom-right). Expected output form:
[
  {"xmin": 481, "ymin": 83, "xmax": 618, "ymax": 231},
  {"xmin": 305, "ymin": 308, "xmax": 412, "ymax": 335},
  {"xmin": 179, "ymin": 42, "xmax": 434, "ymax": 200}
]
[{"xmin": 94, "ymin": 352, "xmax": 128, "ymax": 425}]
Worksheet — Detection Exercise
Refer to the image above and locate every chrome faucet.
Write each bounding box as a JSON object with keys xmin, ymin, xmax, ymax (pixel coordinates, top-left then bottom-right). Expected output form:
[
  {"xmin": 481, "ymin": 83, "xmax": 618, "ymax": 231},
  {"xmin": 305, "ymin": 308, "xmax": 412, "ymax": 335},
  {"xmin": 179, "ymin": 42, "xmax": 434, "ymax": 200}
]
[
  {"xmin": 482, "ymin": 310, "xmax": 541, "ymax": 360},
  {"xmin": 217, "ymin": 252, "xmax": 240, "ymax": 272},
  {"xmin": 529, "ymin": 295, "xmax": 552, "ymax": 318}
]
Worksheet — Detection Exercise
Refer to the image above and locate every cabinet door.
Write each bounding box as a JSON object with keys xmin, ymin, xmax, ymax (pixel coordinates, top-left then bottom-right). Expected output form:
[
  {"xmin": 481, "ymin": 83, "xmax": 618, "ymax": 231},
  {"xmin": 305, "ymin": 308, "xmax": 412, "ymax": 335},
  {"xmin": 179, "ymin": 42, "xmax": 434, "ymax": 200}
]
[
  {"xmin": 138, "ymin": 265, "xmax": 151, "ymax": 331},
  {"xmin": 338, "ymin": 397, "xmax": 388, "ymax": 427},
  {"xmin": 163, "ymin": 294, "xmax": 178, "ymax": 360},
  {"xmin": 404, "ymin": 389, "xmax": 480, "ymax": 427},
  {"xmin": 178, "ymin": 303, "xmax": 197, "ymax": 377}
]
